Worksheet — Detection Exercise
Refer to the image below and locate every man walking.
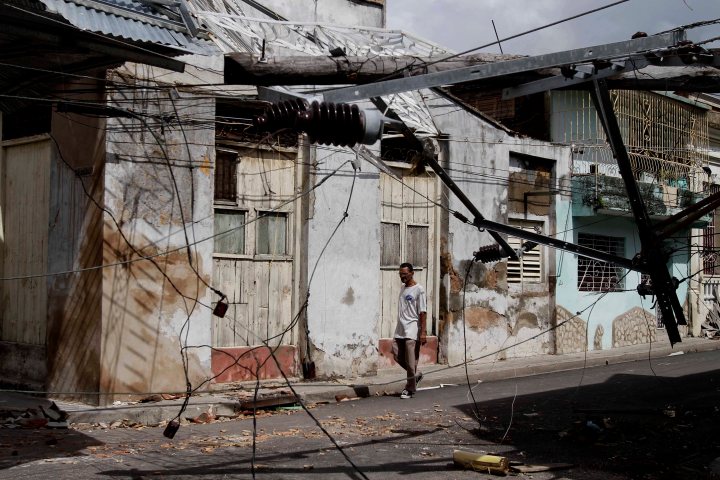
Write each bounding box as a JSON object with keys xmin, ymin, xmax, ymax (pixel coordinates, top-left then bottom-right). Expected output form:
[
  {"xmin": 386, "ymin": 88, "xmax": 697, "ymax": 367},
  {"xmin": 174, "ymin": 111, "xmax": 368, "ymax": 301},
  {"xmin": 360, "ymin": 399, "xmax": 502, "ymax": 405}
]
[{"xmin": 393, "ymin": 262, "xmax": 427, "ymax": 399}]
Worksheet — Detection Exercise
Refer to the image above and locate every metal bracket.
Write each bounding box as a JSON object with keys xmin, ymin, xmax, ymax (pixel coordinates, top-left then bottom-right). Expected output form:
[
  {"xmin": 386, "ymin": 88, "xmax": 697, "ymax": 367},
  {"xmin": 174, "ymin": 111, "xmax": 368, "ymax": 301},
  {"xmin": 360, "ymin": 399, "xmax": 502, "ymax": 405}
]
[{"xmin": 503, "ymin": 58, "xmax": 647, "ymax": 99}]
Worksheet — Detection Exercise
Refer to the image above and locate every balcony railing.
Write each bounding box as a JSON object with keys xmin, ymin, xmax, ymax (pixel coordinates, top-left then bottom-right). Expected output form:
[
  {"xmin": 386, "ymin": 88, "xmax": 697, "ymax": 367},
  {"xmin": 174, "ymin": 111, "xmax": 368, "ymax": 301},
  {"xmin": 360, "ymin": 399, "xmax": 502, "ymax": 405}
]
[{"xmin": 571, "ymin": 173, "xmax": 709, "ymax": 226}]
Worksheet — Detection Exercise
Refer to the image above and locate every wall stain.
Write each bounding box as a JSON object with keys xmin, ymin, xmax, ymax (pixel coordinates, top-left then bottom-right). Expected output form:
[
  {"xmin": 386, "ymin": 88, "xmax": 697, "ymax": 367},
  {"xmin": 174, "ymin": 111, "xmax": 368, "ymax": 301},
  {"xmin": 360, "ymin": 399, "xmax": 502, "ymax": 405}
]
[
  {"xmin": 512, "ymin": 311, "xmax": 539, "ymax": 335},
  {"xmin": 341, "ymin": 287, "xmax": 355, "ymax": 306},
  {"xmin": 463, "ymin": 306, "xmax": 506, "ymax": 331}
]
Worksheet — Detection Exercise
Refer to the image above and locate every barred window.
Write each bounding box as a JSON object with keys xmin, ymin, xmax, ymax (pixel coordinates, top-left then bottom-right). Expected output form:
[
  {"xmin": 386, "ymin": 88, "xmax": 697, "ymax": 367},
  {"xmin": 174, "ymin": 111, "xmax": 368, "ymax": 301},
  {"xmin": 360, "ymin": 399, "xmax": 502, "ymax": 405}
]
[
  {"xmin": 577, "ymin": 233, "xmax": 625, "ymax": 292},
  {"xmin": 507, "ymin": 221, "xmax": 542, "ymax": 283},
  {"xmin": 381, "ymin": 222, "xmax": 400, "ymax": 267}
]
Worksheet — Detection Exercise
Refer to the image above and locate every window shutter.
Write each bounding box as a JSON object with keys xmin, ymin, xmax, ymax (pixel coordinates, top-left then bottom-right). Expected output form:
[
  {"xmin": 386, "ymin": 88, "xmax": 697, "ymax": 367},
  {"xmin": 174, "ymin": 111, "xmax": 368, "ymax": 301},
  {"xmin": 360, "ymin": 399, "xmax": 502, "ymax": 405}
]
[
  {"xmin": 257, "ymin": 213, "xmax": 287, "ymax": 255},
  {"xmin": 406, "ymin": 225, "xmax": 429, "ymax": 268},
  {"xmin": 381, "ymin": 222, "xmax": 400, "ymax": 267},
  {"xmin": 507, "ymin": 222, "xmax": 542, "ymax": 283},
  {"xmin": 214, "ymin": 150, "xmax": 237, "ymax": 202},
  {"xmin": 214, "ymin": 210, "xmax": 245, "ymax": 254}
]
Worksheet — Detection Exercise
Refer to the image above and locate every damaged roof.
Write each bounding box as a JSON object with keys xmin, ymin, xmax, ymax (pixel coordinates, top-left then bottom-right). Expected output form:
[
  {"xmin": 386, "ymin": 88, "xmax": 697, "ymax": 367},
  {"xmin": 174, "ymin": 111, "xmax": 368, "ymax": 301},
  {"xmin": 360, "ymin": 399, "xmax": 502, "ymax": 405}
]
[{"xmin": 35, "ymin": 0, "xmax": 213, "ymax": 54}]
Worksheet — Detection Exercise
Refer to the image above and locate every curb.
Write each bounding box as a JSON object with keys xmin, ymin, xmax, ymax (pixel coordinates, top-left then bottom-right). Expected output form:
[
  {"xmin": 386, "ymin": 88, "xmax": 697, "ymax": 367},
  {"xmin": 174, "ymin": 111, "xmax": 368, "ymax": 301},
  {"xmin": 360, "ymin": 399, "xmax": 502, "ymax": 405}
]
[{"xmin": 46, "ymin": 337, "xmax": 720, "ymax": 425}]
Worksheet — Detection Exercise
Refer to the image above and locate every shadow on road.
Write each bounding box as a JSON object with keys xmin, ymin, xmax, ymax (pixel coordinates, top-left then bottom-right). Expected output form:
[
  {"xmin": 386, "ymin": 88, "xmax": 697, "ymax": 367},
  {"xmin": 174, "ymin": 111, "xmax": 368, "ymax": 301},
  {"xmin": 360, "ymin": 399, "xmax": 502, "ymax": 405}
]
[
  {"xmin": 454, "ymin": 368, "xmax": 720, "ymax": 479},
  {"xmin": 0, "ymin": 428, "xmax": 103, "ymax": 470}
]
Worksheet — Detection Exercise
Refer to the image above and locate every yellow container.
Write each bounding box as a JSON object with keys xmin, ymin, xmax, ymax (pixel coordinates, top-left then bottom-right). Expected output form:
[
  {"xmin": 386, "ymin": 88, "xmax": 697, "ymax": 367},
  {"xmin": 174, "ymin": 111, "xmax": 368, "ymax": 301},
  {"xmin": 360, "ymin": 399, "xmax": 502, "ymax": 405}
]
[{"xmin": 453, "ymin": 450, "xmax": 509, "ymax": 475}]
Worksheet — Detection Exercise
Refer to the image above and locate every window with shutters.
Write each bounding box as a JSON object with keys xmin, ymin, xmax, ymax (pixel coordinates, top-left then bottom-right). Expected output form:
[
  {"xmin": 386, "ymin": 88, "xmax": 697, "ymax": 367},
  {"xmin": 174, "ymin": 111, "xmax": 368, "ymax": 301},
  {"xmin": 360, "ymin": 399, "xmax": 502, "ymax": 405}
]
[
  {"xmin": 577, "ymin": 233, "xmax": 625, "ymax": 291},
  {"xmin": 507, "ymin": 221, "xmax": 543, "ymax": 283},
  {"xmin": 214, "ymin": 150, "xmax": 238, "ymax": 202},
  {"xmin": 257, "ymin": 212, "xmax": 288, "ymax": 256},
  {"xmin": 381, "ymin": 222, "xmax": 401, "ymax": 267},
  {"xmin": 214, "ymin": 209, "xmax": 245, "ymax": 255},
  {"xmin": 406, "ymin": 225, "xmax": 429, "ymax": 268}
]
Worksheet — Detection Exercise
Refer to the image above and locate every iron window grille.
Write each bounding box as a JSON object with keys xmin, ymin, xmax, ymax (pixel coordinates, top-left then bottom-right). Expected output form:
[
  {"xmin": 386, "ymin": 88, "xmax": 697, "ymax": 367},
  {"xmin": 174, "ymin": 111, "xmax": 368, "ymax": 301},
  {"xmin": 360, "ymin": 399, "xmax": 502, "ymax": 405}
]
[{"xmin": 577, "ymin": 233, "xmax": 625, "ymax": 292}]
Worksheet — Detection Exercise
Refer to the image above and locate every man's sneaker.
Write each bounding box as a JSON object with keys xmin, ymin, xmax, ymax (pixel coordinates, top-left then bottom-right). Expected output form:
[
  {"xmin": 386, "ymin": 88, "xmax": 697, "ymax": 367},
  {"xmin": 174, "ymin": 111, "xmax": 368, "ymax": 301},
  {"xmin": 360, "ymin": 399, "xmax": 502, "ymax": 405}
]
[
  {"xmin": 400, "ymin": 389, "xmax": 414, "ymax": 399},
  {"xmin": 416, "ymin": 372, "xmax": 424, "ymax": 386}
]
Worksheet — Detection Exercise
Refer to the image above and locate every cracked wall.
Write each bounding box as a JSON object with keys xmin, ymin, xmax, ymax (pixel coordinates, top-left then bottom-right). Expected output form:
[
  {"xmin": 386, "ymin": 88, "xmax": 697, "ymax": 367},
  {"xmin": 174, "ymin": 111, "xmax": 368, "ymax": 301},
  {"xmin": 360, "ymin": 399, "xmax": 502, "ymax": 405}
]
[
  {"xmin": 429, "ymin": 93, "xmax": 570, "ymax": 365},
  {"xmin": 99, "ymin": 59, "xmax": 220, "ymax": 403}
]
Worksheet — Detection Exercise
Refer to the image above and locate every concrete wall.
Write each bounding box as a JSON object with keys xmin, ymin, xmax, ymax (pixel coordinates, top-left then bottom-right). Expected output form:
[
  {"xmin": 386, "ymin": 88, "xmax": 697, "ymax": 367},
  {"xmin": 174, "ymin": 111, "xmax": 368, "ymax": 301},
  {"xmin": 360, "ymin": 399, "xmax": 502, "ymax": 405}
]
[
  {"xmin": 427, "ymin": 92, "xmax": 571, "ymax": 366},
  {"xmin": 550, "ymin": 89, "xmax": 693, "ymax": 351},
  {"xmin": 554, "ymin": 210, "xmax": 690, "ymax": 352},
  {"xmin": 100, "ymin": 55, "xmax": 221, "ymax": 402},
  {"xmin": 304, "ymin": 149, "xmax": 382, "ymax": 378}
]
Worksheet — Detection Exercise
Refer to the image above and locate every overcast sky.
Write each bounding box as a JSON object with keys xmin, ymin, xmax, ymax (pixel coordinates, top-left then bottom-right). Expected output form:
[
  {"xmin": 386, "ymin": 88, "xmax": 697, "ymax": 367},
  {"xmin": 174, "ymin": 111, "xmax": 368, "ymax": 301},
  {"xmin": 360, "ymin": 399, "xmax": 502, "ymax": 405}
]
[{"xmin": 386, "ymin": 0, "xmax": 720, "ymax": 55}]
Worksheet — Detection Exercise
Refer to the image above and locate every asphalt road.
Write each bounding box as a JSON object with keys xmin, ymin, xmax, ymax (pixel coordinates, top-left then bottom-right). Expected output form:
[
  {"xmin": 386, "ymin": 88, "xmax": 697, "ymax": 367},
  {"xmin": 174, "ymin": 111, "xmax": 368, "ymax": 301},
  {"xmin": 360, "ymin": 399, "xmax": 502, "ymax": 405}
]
[{"xmin": 2, "ymin": 349, "xmax": 719, "ymax": 479}]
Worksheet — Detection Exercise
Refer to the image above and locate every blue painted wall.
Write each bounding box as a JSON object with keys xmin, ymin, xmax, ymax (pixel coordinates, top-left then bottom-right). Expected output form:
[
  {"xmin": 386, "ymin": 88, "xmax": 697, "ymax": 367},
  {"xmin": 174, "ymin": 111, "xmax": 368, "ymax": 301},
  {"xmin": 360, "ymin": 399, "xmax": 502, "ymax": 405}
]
[{"xmin": 555, "ymin": 197, "xmax": 689, "ymax": 349}]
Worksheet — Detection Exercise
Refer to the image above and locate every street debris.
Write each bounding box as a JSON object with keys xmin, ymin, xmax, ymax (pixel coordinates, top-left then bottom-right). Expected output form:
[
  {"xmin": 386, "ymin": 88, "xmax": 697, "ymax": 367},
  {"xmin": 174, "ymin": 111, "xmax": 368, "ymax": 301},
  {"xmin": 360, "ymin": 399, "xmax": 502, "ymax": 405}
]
[
  {"xmin": 1, "ymin": 402, "xmax": 69, "ymax": 429},
  {"xmin": 453, "ymin": 450, "xmax": 509, "ymax": 475},
  {"xmin": 703, "ymin": 294, "xmax": 720, "ymax": 339},
  {"xmin": 239, "ymin": 393, "xmax": 296, "ymax": 410},
  {"xmin": 509, "ymin": 462, "xmax": 574, "ymax": 473},
  {"xmin": 189, "ymin": 408, "xmax": 216, "ymax": 424},
  {"xmin": 709, "ymin": 456, "xmax": 720, "ymax": 478},
  {"xmin": 335, "ymin": 394, "xmax": 360, "ymax": 402},
  {"xmin": 139, "ymin": 393, "xmax": 182, "ymax": 403}
]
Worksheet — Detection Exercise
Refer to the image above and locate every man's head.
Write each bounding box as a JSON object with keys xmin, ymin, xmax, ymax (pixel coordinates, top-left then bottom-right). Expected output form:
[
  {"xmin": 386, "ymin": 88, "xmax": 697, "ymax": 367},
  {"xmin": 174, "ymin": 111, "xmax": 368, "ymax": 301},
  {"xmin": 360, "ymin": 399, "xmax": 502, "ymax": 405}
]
[{"xmin": 399, "ymin": 262, "xmax": 415, "ymax": 286}]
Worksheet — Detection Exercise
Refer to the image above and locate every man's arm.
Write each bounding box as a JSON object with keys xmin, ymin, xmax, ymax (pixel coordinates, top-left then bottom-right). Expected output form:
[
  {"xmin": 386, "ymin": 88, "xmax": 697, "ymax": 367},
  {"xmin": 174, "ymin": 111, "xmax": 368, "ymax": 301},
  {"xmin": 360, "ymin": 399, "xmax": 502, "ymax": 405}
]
[{"xmin": 419, "ymin": 311, "xmax": 427, "ymax": 345}]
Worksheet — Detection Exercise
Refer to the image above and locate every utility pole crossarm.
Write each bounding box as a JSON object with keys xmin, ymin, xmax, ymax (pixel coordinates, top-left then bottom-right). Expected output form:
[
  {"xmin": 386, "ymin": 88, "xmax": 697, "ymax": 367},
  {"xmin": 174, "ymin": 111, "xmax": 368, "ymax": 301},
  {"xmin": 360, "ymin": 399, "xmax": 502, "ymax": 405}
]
[
  {"xmin": 321, "ymin": 31, "xmax": 685, "ymax": 103},
  {"xmin": 474, "ymin": 217, "xmax": 637, "ymax": 270}
]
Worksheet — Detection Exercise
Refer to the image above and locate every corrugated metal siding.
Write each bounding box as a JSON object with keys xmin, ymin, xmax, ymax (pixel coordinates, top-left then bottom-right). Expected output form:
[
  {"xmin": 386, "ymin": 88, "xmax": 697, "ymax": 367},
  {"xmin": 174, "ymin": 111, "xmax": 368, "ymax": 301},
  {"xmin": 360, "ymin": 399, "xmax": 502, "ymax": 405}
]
[{"xmin": 37, "ymin": 0, "xmax": 210, "ymax": 53}]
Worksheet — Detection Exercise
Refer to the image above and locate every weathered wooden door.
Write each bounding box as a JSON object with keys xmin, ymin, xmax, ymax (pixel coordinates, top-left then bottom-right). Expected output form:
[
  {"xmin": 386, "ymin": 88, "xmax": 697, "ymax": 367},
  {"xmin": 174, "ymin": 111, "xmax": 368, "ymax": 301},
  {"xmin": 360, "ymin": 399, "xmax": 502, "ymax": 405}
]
[
  {"xmin": 211, "ymin": 145, "xmax": 297, "ymax": 348},
  {"xmin": 379, "ymin": 170, "xmax": 438, "ymax": 339},
  {"xmin": 0, "ymin": 136, "xmax": 50, "ymax": 345}
]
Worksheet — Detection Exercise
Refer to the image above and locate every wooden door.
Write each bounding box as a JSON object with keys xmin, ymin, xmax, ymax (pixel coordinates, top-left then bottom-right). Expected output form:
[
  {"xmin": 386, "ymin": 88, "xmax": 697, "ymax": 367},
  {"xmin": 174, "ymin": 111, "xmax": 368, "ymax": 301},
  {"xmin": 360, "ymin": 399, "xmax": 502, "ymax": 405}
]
[
  {"xmin": 0, "ymin": 136, "xmax": 51, "ymax": 345},
  {"xmin": 211, "ymin": 145, "xmax": 297, "ymax": 348},
  {"xmin": 379, "ymin": 170, "xmax": 438, "ymax": 339}
]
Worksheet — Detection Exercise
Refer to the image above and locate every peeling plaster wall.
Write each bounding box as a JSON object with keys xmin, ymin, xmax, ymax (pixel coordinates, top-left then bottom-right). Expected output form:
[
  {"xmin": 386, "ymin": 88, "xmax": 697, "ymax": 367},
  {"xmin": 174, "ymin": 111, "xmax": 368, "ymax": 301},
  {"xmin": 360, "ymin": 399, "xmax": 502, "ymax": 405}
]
[
  {"xmin": 99, "ymin": 56, "xmax": 221, "ymax": 403},
  {"xmin": 426, "ymin": 92, "xmax": 571, "ymax": 365},
  {"xmin": 305, "ymin": 149, "xmax": 381, "ymax": 378}
]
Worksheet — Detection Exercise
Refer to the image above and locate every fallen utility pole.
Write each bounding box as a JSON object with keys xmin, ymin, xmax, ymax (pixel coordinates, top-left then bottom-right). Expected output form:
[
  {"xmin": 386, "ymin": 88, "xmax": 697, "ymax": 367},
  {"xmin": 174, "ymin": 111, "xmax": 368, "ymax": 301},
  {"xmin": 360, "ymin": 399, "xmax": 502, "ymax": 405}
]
[
  {"xmin": 254, "ymin": 29, "xmax": 720, "ymax": 345},
  {"xmin": 225, "ymin": 52, "xmax": 522, "ymax": 85},
  {"xmin": 321, "ymin": 31, "xmax": 685, "ymax": 102}
]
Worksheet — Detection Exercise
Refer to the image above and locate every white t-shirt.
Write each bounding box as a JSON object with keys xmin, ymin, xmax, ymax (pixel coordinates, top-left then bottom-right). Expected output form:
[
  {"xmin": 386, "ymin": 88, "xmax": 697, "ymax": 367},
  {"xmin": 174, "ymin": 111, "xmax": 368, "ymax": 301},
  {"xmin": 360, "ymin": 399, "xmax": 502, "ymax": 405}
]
[{"xmin": 394, "ymin": 283, "xmax": 427, "ymax": 340}]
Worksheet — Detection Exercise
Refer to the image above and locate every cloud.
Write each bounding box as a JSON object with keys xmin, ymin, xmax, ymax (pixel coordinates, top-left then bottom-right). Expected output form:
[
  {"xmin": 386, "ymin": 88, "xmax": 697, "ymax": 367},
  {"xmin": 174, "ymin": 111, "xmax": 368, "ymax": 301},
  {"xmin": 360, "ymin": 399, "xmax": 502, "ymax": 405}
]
[{"xmin": 386, "ymin": 0, "xmax": 720, "ymax": 55}]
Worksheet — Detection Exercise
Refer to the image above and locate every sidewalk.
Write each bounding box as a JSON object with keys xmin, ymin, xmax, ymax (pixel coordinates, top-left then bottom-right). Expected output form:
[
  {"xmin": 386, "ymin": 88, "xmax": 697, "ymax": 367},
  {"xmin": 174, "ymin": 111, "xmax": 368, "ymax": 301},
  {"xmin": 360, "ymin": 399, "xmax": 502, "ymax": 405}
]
[{"xmin": 2, "ymin": 337, "xmax": 718, "ymax": 426}]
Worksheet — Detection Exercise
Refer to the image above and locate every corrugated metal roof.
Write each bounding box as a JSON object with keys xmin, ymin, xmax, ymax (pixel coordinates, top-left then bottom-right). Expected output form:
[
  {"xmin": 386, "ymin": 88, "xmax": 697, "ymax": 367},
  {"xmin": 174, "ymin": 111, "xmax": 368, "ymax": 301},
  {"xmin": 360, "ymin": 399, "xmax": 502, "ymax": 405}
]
[{"xmin": 37, "ymin": 0, "xmax": 214, "ymax": 54}]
